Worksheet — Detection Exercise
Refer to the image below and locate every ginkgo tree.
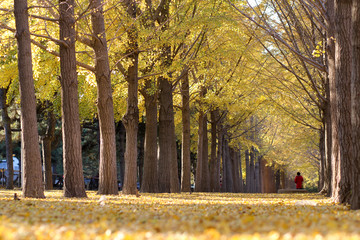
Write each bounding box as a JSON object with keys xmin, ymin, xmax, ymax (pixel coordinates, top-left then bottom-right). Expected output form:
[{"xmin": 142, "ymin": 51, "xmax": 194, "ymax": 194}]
[{"xmin": 0, "ymin": 0, "xmax": 329, "ymax": 201}]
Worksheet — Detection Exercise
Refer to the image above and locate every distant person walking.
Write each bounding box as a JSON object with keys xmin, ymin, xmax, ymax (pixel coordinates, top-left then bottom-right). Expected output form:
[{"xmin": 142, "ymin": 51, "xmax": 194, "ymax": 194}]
[{"xmin": 294, "ymin": 172, "xmax": 304, "ymax": 189}]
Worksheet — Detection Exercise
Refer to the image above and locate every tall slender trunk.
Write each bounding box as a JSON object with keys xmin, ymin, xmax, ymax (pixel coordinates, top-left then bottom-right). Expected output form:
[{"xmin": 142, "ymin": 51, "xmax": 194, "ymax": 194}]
[
  {"xmin": 249, "ymin": 149, "xmax": 255, "ymax": 193},
  {"xmin": 141, "ymin": 81, "xmax": 159, "ymax": 193},
  {"xmin": 138, "ymin": 122, "xmax": 145, "ymax": 189},
  {"xmin": 350, "ymin": 0, "xmax": 360, "ymax": 210},
  {"xmin": 116, "ymin": 122, "xmax": 126, "ymax": 186},
  {"xmin": 223, "ymin": 136, "xmax": 233, "ymax": 192},
  {"xmin": 14, "ymin": 0, "xmax": 45, "ymax": 198},
  {"xmin": 170, "ymin": 113, "xmax": 180, "ymax": 193},
  {"xmin": 326, "ymin": 0, "xmax": 339, "ymax": 200},
  {"xmin": 231, "ymin": 148, "xmax": 240, "ymax": 192},
  {"xmin": 91, "ymin": 0, "xmax": 118, "ymax": 195},
  {"xmin": 217, "ymin": 125, "xmax": 224, "ymax": 192},
  {"xmin": 210, "ymin": 109, "xmax": 219, "ymax": 192},
  {"xmin": 0, "ymin": 88, "xmax": 13, "ymax": 190},
  {"xmin": 42, "ymin": 107, "xmax": 55, "ymax": 190},
  {"xmin": 195, "ymin": 111, "xmax": 204, "ymax": 192},
  {"xmin": 201, "ymin": 112, "xmax": 210, "ymax": 192},
  {"xmin": 245, "ymin": 150, "xmax": 250, "ymax": 193},
  {"xmin": 122, "ymin": 0, "xmax": 139, "ymax": 195},
  {"xmin": 158, "ymin": 77, "xmax": 173, "ymax": 192},
  {"xmin": 320, "ymin": 80, "xmax": 332, "ymax": 196},
  {"xmin": 237, "ymin": 147, "xmax": 243, "ymax": 192},
  {"xmin": 122, "ymin": 62, "xmax": 139, "ymax": 195},
  {"xmin": 333, "ymin": 0, "xmax": 352, "ymax": 203},
  {"xmin": 255, "ymin": 159, "xmax": 260, "ymax": 193},
  {"xmin": 59, "ymin": 0, "xmax": 87, "ymax": 198},
  {"xmin": 181, "ymin": 71, "xmax": 191, "ymax": 192}
]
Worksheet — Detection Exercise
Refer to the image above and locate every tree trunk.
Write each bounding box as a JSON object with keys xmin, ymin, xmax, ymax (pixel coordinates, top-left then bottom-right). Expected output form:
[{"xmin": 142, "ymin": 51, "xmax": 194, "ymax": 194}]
[
  {"xmin": 237, "ymin": 147, "xmax": 243, "ymax": 192},
  {"xmin": 116, "ymin": 122, "xmax": 126, "ymax": 186},
  {"xmin": 122, "ymin": 63, "xmax": 139, "ymax": 195},
  {"xmin": 138, "ymin": 122, "xmax": 145, "ymax": 189},
  {"xmin": 249, "ymin": 149, "xmax": 255, "ymax": 193},
  {"xmin": 350, "ymin": 0, "xmax": 360, "ymax": 210},
  {"xmin": 195, "ymin": 110, "xmax": 203, "ymax": 192},
  {"xmin": 122, "ymin": 0, "xmax": 139, "ymax": 195},
  {"xmin": 223, "ymin": 136, "xmax": 233, "ymax": 192},
  {"xmin": 245, "ymin": 150, "xmax": 250, "ymax": 193},
  {"xmin": 42, "ymin": 107, "xmax": 55, "ymax": 190},
  {"xmin": 255, "ymin": 160, "xmax": 260, "ymax": 193},
  {"xmin": 91, "ymin": 0, "xmax": 118, "ymax": 195},
  {"xmin": 0, "ymin": 88, "xmax": 14, "ymax": 190},
  {"xmin": 210, "ymin": 109, "xmax": 219, "ymax": 192},
  {"xmin": 320, "ymin": 79, "xmax": 332, "ymax": 196},
  {"xmin": 217, "ymin": 125, "xmax": 224, "ymax": 192},
  {"xmin": 201, "ymin": 111, "xmax": 210, "ymax": 192},
  {"xmin": 158, "ymin": 77, "xmax": 172, "ymax": 193},
  {"xmin": 170, "ymin": 115, "xmax": 180, "ymax": 193},
  {"xmin": 333, "ymin": 0, "xmax": 352, "ymax": 203},
  {"xmin": 59, "ymin": 0, "xmax": 87, "ymax": 198},
  {"xmin": 231, "ymin": 148, "xmax": 240, "ymax": 192},
  {"xmin": 141, "ymin": 81, "xmax": 159, "ymax": 193},
  {"xmin": 326, "ymin": 0, "xmax": 339, "ymax": 200},
  {"xmin": 14, "ymin": 0, "xmax": 45, "ymax": 198},
  {"xmin": 181, "ymin": 71, "xmax": 191, "ymax": 192}
]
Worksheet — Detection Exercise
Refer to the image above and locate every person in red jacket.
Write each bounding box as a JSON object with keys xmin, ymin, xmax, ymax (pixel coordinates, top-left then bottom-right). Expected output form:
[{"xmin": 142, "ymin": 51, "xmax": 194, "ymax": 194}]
[{"xmin": 294, "ymin": 172, "xmax": 304, "ymax": 189}]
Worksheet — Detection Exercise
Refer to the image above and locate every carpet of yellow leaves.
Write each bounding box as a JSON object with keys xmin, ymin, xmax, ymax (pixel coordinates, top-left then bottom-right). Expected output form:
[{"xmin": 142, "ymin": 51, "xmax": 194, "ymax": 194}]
[{"xmin": 0, "ymin": 190, "xmax": 359, "ymax": 240}]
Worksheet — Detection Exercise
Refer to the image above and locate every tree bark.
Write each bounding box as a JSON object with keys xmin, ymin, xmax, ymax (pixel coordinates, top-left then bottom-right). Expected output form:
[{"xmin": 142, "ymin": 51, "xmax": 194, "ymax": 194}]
[
  {"xmin": 116, "ymin": 121, "xmax": 126, "ymax": 186},
  {"xmin": 90, "ymin": 0, "xmax": 118, "ymax": 195},
  {"xmin": 245, "ymin": 149, "xmax": 250, "ymax": 193},
  {"xmin": 138, "ymin": 122, "xmax": 145, "ymax": 189},
  {"xmin": 201, "ymin": 111, "xmax": 210, "ymax": 192},
  {"xmin": 195, "ymin": 110, "xmax": 204, "ymax": 192},
  {"xmin": 141, "ymin": 81, "xmax": 159, "ymax": 193},
  {"xmin": 42, "ymin": 107, "xmax": 55, "ymax": 190},
  {"xmin": 195, "ymin": 87, "xmax": 210, "ymax": 192},
  {"xmin": 0, "ymin": 88, "xmax": 14, "ymax": 190},
  {"xmin": 210, "ymin": 109, "xmax": 219, "ymax": 192},
  {"xmin": 320, "ymin": 80, "xmax": 332, "ymax": 196},
  {"xmin": 59, "ymin": 0, "xmax": 87, "ymax": 198},
  {"xmin": 255, "ymin": 160, "xmax": 260, "ymax": 193},
  {"xmin": 158, "ymin": 77, "xmax": 172, "ymax": 192},
  {"xmin": 170, "ymin": 113, "xmax": 180, "ymax": 193},
  {"xmin": 249, "ymin": 149, "xmax": 255, "ymax": 193},
  {"xmin": 237, "ymin": 147, "xmax": 243, "ymax": 192},
  {"xmin": 231, "ymin": 148, "xmax": 240, "ymax": 192},
  {"xmin": 333, "ymin": 0, "xmax": 352, "ymax": 203},
  {"xmin": 350, "ymin": 0, "xmax": 360, "ymax": 210},
  {"xmin": 122, "ymin": 0, "xmax": 139, "ymax": 195},
  {"xmin": 181, "ymin": 71, "xmax": 191, "ymax": 192},
  {"xmin": 14, "ymin": 0, "xmax": 45, "ymax": 198},
  {"xmin": 223, "ymin": 136, "xmax": 233, "ymax": 192}
]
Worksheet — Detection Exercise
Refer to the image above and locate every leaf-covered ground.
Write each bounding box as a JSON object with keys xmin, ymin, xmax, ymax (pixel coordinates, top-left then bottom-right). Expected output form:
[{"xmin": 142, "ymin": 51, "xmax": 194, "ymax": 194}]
[{"xmin": 0, "ymin": 190, "xmax": 359, "ymax": 239}]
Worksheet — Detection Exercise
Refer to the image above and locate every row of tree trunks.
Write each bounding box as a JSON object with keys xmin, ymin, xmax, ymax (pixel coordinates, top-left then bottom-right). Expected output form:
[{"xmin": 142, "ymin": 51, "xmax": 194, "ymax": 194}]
[
  {"xmin": 195, "ymin": 87, "xmax": 210, "ymax": 192},
  {"xmin": 260, "ymin": 158, "xmax": 277, "ymax": 193}
]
